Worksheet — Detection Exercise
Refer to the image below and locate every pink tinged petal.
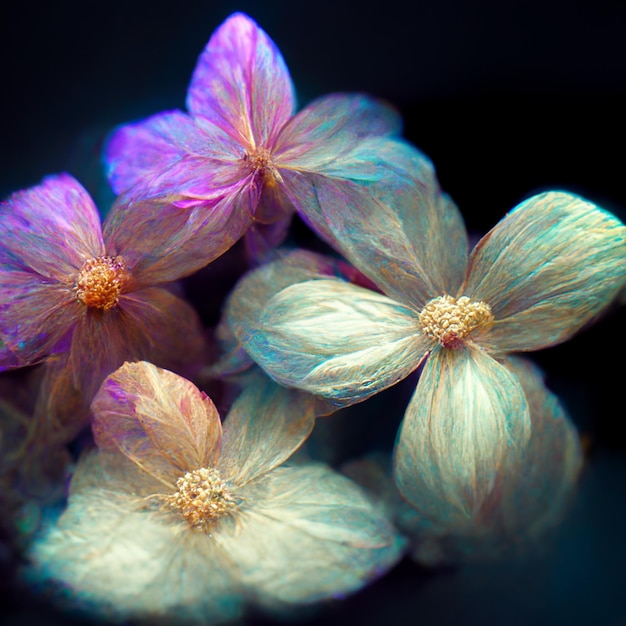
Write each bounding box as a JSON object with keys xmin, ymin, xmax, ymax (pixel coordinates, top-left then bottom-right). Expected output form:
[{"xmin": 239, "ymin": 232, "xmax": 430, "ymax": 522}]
[
  {"xmin": 464, "ymin": 191, "xmax": 626, "ymax": 352},
  {"xmin": 0, "ymin": 173, "xmax": 104, "ymax": 279},
  {"xmin": 280, "ymin": 140, "xmax": 469, "ymax": 309},
  {"xmin": 187, "ymin": 12, "xmax": 295, "ymax": 149},
  {"xmin": 103, "ymin": 185, "xmax": 256, "ymax": 286},
  {"xmin": 92, "ymin": 361, "xmax": 223, "ymax": 486},
  {"xmin": 215, "ymin": 464, "xmax": 403, "ymax": 605},
  {"xmin": 0, "ymin": 273, "xmax": 77, "ymax": 370},
  {"xmin": 218, "ymin": 375, "xmax": 316, "ymax": 486},
  {"xmin": 274, "ymin": 93, "xmax": 403, "ymax": 168},
  {"xmin": 393, "ymin": 345, "xmax": 531, "ymax": 525},
  {"xmin": 238, "ymin": 278, "xmax": 430, "ymax": 405}
]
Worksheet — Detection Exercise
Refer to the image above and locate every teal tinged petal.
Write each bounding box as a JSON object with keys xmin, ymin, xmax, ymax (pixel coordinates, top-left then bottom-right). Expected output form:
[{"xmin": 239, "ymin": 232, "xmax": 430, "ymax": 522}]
[{"xmin": 464, "ymin": 191, "xmax": 626, "ymax": 352}]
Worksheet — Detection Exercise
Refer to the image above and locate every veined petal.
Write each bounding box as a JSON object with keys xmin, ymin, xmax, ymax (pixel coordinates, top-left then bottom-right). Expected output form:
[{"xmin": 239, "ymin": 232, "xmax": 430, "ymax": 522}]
[
  {"xmin": 105, "ymin": 110, "xmax": 243, "ymax": 196},
  {"xmin": 280, "ymin": 140, "xmax": 468, "ymax": 309},
  {"xmin": 0, "ymin": 173, "xmax": 104, "ymax": 279},
  {"xmin": 218, "ymin": 375, "xmax": 316, "ymax": 487},
  {"xmin": 103, "ymin": 183, "xmax": 256, "ymax": 286},
  {"xmin": 215, "ymin": 464, "xmax": 403, "ymax": 606},
  {"xmin": 239, "ymin": 278, "xmax": 429, "ymax": 404},
  {"xmin": 187, "ymin": 13, "xmax": 295, "ymax": 149},
  {"xmin": 274, "ymin": 93, "xmax": 402, "ymax": 168},
  {"xmin": 464, "ymin": 191, "xmax": 626, "ymax": 352},
  {"xmin": 92, "ymin": 362, "xmax": 222, "ymax": 487},
  {"xmin": 0, "ymin": 273, "xmax": 77, "ymax": 370},
  {"xmin": 393, "ymin": 345, "xmax": 531, "ymax": 523}
]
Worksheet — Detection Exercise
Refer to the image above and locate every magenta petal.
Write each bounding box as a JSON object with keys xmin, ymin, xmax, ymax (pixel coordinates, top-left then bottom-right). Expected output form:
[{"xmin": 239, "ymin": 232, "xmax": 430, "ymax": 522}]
[
  {"xmin": 103, "ymin": 182, "xmax": 257, "ymax": 285},
  {"xmin": 0, "ymin": 173, "xmax": 104, "ymax": 279},
  {"xmin": 187, "ymin": 12, "xmax": 295, "ymax": 148},
  {"xmin": 0, "ymin": 272, "xmax": 77, "ymax": 370}
]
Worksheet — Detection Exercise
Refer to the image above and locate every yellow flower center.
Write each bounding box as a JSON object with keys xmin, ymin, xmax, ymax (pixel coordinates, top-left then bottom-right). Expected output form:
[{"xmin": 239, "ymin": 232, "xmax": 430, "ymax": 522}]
[
  {"xmin": 419, "ymin": 295, "xmax": 494, "ymax": 349},
  {"xmin": 74, "ymin": 255, "xmax": 128, "ymax": 311},
  {"xmin": 168, "ymin": 467, "xmax": 237, "ymax": 531},
  {"xmin": 243, "ymin": 146, "xmax": 282, "ymax": 185}
]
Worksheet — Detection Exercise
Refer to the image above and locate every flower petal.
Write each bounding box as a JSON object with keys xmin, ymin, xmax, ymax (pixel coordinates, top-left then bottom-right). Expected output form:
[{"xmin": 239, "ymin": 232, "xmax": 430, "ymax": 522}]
[
  {"xmin": 218, "ymin": 374, "xmax": 316, "ymax": 486},
  {"xmin": 279, "ymin": 140, "xmax": 468, "ymax": 309},
  {"xmin": 104, "ymin": 109, "xmax": 243, "ymax": 196},
  {"xmin": 215, "ymin": 464, "xmax": 403, "ymax": 606},
  {"xmin": 0, "ymin": 173, "xmax": 104, "ymax": 278},
  {"xmin": 187, "ymin": 12, "xmax": 295, "ymax": 149},
  {"xmin": 92, "ymin": 362, "xmax": 222, "ymax": 486},
  {"xmin": 237, "ymin": 277, "xmax": 430, "ymax": 404},
  {"xmin": 464, "ymin": 191, "xmax": 626, "ymax": 352},
  {"xmin": 393, "ymin": 345, "xmax": 531, "ymax": 523}
]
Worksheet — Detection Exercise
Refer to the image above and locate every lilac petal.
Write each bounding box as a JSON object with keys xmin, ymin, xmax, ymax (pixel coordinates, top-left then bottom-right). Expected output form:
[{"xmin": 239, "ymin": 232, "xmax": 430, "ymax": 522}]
[
  {"xmin": 464, "ymin": 191, "xmax": 626, "ymax": 353},
  {"xmin": 280, "ymin": 139, "xmax": 469, "ymax": 309},
  {"xmin": 218, "ymin": 375, "xmax": 316, "ymax": 486},
  {"xmin": 103, "ymin": 184, "xmax": 256, "ymax": 286},
  {"xmin": 92, "ymin": 362, "xmax": 223, "ymax": 487},
  {"xmin": 237, "ymin": 278, "xmax": 430, "ymax": 405},
  {"xmin": 0, "ymin": 272, "xmax": 77, "ymax": 370},
  {"xmin": 0, "ymin": 173, "xmax": 104, "ymax": 279},
  {"xmin": 187, "ymin": 12, "xmax": 295, "ymax": 149},
  {"xmin": 393, "ymin": 346, "xmax": 531, "ymax": 525},
  {"xmin": 242, "ymin": 217, "xmax": 292, "ymax": 264},
  {"xmin": 105, "ymin": 111, "xmax": 241, "ymax": 197},
  {"xmin": 274, "ymin": 93, "xmax": 403, "ymax": 169}
]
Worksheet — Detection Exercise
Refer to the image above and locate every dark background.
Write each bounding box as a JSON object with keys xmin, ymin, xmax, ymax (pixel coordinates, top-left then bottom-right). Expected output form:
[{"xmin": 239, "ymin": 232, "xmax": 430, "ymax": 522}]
[{"xmin": 0, "ymin": 1, "xmax": 625, "ymax": 625}]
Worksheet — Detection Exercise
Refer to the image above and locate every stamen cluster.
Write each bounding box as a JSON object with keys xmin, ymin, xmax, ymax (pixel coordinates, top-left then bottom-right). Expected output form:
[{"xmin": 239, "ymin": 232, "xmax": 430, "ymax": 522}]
[{"xmin": 74, "ymin": 255, "xmax": 128, "ymax": 311}]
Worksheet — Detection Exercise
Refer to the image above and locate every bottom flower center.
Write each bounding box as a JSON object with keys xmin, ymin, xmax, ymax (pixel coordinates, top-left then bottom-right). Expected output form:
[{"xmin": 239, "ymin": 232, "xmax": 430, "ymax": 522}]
[
  {"xmin": 168, "ymin": 467, "xmax": 237, "ymax": 530},
  {"xmin": 74, "ymin": 255, "xmax": 128, "ymax": 311},
  {"xmin": 419, "ymin": 295, "xmax": 494, "ymax": 349}
]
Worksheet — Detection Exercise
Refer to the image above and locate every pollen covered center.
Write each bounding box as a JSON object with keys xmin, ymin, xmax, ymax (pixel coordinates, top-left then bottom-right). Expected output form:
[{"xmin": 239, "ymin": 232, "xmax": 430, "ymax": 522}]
[
  {"xmin": 168, "ymin": 467, "xmax": 237, "ymax": 531},
  {"xmin": 243, "ymin": 146, "xmax": 282, "ymax": 185},
  {"xmin": 419, "ymin": 295, "xmax": 494, "ymax": 349},
  {"xmin": 74, "ymin": 255, "xmax": 128, "ymax": 311}
]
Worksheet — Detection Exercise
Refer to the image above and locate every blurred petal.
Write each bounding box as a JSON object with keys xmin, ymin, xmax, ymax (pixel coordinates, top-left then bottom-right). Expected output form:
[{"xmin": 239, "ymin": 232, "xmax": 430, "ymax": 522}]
[
  {"xmin": 218, "ymin": 375, "xmax": 316, "ymax": 486},
  {"xmin": 92, "ymin": 362, "xmax": 222, "ymax": 486},
  {"xmin": 0, "ymin": 173, "xmax": 104, "ymax": 278},
  {"xmin": 243, "ymin": 216, "xmax": 292, "ymax": 263},
  {"xmin": 216, "ymin": 464, "xmax": 403, "ymax": 605},
  {"xmin": 0, "ymin": 274, "xmax": 76, "ymax": 370},
  {"xmin": 29, "ymin": 451, "xmax": 243, "ymax": 623},
  {"xmin": 393, "ymin": 345, "xmax": 531, "ymax": 523},
  {"xmin": 465, "ymin": 191, "xmax": 626, "ymax": 352},
  {"xmin": 105, "ymin": 110, "xmax": 242, "ymax": 196},
  {"xmin": 103, "ymin": 185, "xmax": 256, "ymax": 285},
  {"xmin": 274, "ymin": 93, "xmax": 402, "ymax": 168},
  {"xmin": 187, "ymin": 12, "xmax": 295, "ymax": 149},
  {"xmin": 280, "ymin": 140, "xmax": 468, "ymax": 309},
  {"xmin": 238, "ymin": 278, "xmax": 430, "ymax": 404}
]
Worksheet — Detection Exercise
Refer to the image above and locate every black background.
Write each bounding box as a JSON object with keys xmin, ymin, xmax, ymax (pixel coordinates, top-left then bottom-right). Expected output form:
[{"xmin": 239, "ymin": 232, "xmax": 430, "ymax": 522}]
[{"xmin": 0, "ymin": 1, "xmax": 625, "ymax": 625}]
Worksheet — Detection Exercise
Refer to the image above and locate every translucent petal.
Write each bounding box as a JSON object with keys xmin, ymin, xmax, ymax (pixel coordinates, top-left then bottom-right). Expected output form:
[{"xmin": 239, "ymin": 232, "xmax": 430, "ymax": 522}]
[
  {"xmin": 105, "ymin": 109, "xmax": 243, "ymax": 196},
  {"xmin": 187, "ymin": 12, "xmax": 295, "ymax": 149},
  {"xmin": 92, "ymin": 362, "xmax": 222, "ymax": 487},
  {"xmin": 464, "ymin": 191, "xmax": 626, "ymax": 352},
  {"xmin": 274, "ymin": 93, "xmax": 402, "ymax": 169},
  {"xmin": 103, "ymin": 183, "xmax": 256, "ymax": 286},
  {"xmin": 0, "ymin": 273, "xmax": 77, "ymax": 370},
  {"xmin": 279, "ymin": 139, "xmax": 468, "ymax": 309},
  {"xmin": 393, "ymin": 345, "xmax": 531, "ymax": 523},
  {"xmin": 0, "ymin": 173, "xmax": 104, "ymax": 278},
  {"xmin": 215, "ymin": 464, "xmax": 403, "ymax": 606},
  {"xmin": 29, "ymin": 451, "xmax": 243, "ymax": 623},
  {"xmin": 238, "ymin": 278, "xmax": 430, "ymax": 404},
  {"xmin": 218, "ymin": 375, "xmax": 316, "ymax": 487}
]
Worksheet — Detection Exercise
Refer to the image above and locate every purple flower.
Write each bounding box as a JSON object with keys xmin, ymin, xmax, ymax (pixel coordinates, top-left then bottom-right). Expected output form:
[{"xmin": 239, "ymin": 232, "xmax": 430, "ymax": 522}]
[
  {"xmin": 0, "ymin": 174, "xmax": 205, "ymax": 440},
  {"xmin": 104, "ymin": 12, "xmax": 421, "ymax": 262}
]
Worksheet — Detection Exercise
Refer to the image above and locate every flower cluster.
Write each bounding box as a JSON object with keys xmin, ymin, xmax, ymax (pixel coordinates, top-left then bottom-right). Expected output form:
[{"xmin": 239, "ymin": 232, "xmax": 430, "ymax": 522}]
[{"xmin": 1, "ymin": 10, "xmax": 624, "ymax": 625}]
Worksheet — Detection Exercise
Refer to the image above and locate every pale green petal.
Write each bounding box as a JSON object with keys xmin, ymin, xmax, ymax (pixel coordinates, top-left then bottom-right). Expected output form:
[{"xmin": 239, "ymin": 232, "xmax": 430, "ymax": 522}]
[
  {"xmin": 393, "ymin": 346, "xmax": 531, "ymax": 524},
  {"xmin": 214, "ymin": 464, "xmax": 403, "ymax": 607},
  {"xmin": 28, "ymin": 452, "xmax": 243, "ymax": 623},
  {"xmin": 239, "ymin": 278, "xmax": 430, "ymax": 404},
  {"xmin": 464, "ymin": 191, "xmax": 626, "ymax": 352},
  {"xmin": 218, "ymin": 375, "xmax": 316, "ymax": 486}
]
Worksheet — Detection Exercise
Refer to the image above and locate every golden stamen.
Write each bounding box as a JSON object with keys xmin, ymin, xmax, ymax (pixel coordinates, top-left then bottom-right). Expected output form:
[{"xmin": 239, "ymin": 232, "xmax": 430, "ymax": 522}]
[{"xmin": 74, "ymin": 255, "xmax": 128, "ymax": 311}]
